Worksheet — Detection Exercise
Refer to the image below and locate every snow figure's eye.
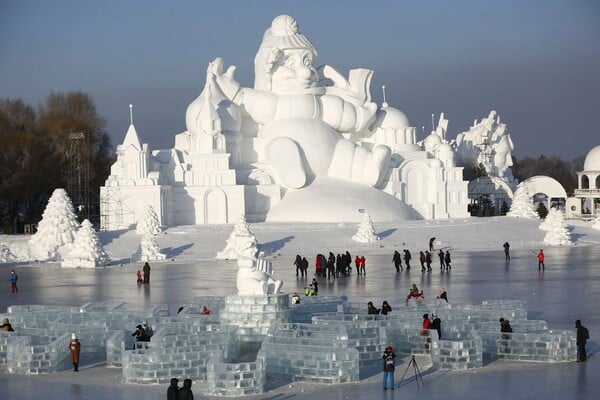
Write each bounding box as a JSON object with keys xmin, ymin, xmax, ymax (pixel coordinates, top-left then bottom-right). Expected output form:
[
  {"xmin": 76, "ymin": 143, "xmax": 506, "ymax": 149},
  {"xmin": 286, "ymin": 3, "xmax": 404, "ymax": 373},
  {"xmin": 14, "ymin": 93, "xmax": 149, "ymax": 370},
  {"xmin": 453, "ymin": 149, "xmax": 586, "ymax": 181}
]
[
  {"xmin": 303, "ymin": 57, "xmax": 312, "ymax": 67},
  {"xmin": 285, "ymin": 57, "xmax": 297, "ymax": 69}
]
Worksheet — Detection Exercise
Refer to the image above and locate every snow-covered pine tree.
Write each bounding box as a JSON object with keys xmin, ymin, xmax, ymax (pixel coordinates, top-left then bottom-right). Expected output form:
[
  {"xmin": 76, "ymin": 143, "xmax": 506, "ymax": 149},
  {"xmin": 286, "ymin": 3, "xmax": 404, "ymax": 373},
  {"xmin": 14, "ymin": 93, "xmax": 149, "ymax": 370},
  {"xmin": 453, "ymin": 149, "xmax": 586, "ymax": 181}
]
[
  {"xmin": 138, "ymin": 231, "xmax": 166, "ymax": 262},
  {"xmin": 352, "ymin": 213, "xmax": 380, "ymax": 243},
  {"xmin": 29, "ymin": 188, "xmax": 80, "ymax": 261},
  {"xmin": 136, "ymin": 204, "xmax": 162, "ymax": 236},
  {"xmin": 506, "ymin": 182, "xmax": 538, "ymax": 219},
  {"xmin": 539, "ymin": 207, "xmax": 560, "ymax": 231},
  {"xmin": 216, "ymin": 215, "xmax": 258, "ymax": 260},
  {"xmin": 543, "ymin": 209, "xmax": 572, "ymax": 245},
  {"xmin": 62, "ymin": 219, "xmax": 108, "ymax": 268}
]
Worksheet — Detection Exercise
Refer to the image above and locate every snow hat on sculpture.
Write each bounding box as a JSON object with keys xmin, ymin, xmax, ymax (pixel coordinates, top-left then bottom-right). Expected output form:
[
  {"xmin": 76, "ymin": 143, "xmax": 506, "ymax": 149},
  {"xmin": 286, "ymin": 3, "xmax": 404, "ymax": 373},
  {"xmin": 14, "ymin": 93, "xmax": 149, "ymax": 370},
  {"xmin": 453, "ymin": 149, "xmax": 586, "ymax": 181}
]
[
  {"xmin": 62, "ymin": 219, "xmax": 109, "ymax": 268},
  {"xmin": 29, "ymin": 188, "xmax": 80, "ymax": 261}
]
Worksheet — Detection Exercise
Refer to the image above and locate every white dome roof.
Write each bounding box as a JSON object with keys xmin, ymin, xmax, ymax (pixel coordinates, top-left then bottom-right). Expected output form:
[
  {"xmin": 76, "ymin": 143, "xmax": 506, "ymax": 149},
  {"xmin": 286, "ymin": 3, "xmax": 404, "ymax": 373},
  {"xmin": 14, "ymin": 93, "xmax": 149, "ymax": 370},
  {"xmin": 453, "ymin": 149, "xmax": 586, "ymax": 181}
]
[
  {"xmin": 583, "ymin": 145, "xmax": 600, "ymax": 171},
  {"xmin": 373, "ymin": 106, "xmax": 410, "ymax": 130}
]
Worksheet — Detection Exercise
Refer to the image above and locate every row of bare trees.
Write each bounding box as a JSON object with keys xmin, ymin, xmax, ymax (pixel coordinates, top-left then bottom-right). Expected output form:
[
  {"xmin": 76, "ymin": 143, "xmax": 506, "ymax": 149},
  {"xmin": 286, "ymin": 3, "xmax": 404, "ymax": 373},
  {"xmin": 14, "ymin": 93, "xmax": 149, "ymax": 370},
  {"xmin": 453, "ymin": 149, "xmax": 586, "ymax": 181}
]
[{"xmin": 0, "ymin": 92, "xmax": 113, "ymax": 233}]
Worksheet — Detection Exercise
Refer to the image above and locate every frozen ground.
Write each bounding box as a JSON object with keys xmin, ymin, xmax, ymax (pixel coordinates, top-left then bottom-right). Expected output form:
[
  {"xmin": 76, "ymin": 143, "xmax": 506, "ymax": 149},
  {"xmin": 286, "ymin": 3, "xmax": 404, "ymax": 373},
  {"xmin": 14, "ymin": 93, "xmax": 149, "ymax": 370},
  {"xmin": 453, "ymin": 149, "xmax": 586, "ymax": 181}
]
[{"xmin": 1, "ymin": 217, "xmax": 599, "ymax": 399}]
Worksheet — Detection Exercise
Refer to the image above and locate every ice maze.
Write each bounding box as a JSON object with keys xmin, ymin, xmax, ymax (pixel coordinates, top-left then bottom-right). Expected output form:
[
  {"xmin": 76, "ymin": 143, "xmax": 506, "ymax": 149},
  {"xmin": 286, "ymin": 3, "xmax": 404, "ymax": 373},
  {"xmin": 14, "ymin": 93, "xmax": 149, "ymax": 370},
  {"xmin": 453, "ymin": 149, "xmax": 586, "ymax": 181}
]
[{"xmin": 0, "ymin": 297, "xmax": 576, "ymax": 396}]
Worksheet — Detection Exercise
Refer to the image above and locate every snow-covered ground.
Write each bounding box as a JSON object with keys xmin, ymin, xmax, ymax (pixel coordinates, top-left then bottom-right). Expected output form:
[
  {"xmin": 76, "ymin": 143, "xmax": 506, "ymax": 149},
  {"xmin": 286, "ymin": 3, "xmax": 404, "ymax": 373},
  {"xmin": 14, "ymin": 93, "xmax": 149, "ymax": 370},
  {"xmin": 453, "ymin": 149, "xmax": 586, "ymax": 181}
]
[{"xmin": 1, "ymin": 216, "xmax": 599, "ymax": 399}]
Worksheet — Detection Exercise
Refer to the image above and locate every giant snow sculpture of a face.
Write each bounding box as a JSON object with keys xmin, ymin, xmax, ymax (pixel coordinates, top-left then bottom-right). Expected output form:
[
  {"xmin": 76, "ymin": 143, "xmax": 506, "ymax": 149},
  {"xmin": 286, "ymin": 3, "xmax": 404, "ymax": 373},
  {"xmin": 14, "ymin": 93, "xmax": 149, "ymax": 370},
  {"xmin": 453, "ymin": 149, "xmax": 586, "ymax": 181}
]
[{"xmin": 271, "ymin": 49, "xmax": 317, "ymax": 91}]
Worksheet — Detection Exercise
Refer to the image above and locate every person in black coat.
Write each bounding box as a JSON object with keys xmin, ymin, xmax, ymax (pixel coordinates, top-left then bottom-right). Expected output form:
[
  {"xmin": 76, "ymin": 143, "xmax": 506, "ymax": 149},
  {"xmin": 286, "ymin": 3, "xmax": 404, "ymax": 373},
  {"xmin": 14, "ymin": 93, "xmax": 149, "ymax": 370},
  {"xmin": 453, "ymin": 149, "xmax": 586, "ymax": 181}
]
[
  {"xmin": 367, "ymin": 301, "xmax": 380, "ymax": 315},
  {"xmin": 293, "ymin": 255, "xmax": 302, "ymax": 276},
  {"xmin": 392, "ymin": 251, "xmax": 402, "ymax": 272},
  {"xmin": 438, "ymin": 250, "xmax": 445, "ymax": 270},
  {"xmin": 576, "ymin": 319, "xmax": 590, "ymax": 362},
  {"xmin": 403, "ymin": 249, "xmax": 411, "ymax": 269},
  {"xmin": 503, "ymin": 242, "xmax": 510, "ymax": 261},
  {"xmin": 425, "ymin": 251, "xmax": 432, "ymax": 272},
  {"xmin": 419, "ymin": 251, "xmax": 426, "ymax": 272},
  {"xmin": 382, "ymin": 346, "xmax": 396, "ymax": 390},
  {"xmin": 167, "ymin": 378, "xmax": 179, "ymax": 400},
  {"xmin": 381, "ymin": 300, "xmax": 392, "ymax": 315},
  {"xmin": 430, "ymin": 313, "xmax": 442, "ymax": 339},
  {"xmin": 178, "ymin": 378, "xmax": 193, "ymax": 400},
  {"xmin": 444, "ymin": 250, "xmax": 451, "ymax": 270}
]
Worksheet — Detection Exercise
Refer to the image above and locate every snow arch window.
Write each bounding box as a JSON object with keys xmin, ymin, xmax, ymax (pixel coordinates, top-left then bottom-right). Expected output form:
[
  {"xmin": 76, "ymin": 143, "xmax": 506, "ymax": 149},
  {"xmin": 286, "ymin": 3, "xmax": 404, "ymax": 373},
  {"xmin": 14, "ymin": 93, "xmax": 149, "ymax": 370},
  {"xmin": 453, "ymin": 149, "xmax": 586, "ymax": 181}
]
[
  {"xmin": 581, "ymin": 175, "xmax": 589, "ymax": 189},
  {"xmin": 596, "ymin": 175, "xmax": 600, "ymax": 189}
]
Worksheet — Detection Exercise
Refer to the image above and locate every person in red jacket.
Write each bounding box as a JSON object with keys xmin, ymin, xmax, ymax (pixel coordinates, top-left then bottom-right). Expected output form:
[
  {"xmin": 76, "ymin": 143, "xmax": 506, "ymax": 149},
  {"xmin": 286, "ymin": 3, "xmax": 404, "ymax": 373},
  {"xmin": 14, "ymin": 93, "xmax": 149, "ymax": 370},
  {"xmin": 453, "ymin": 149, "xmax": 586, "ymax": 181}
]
[
  {"xmin": 359, "ymin": 255, "xmax": 366, "ymax": 274},
  {"xmin": 537, "ymin": 250, "xmax": 545, "ymax": 270}
]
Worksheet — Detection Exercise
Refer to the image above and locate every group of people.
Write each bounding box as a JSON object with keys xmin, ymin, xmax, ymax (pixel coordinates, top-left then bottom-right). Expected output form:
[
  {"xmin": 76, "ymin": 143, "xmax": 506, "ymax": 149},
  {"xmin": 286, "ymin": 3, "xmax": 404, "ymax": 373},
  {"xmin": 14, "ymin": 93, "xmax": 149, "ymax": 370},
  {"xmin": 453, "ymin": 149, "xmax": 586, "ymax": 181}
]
[
  {"xmin": 136, "ymin": 262, "xmax": 151, "ymax": 284},
  {"xmin": 167, "ymin": 377, "xmax": 194, "ymax": 400},
  {"xmin": 416, "ymin": 250, "xmax": 451, "ymax": 272},
  {"xmin": 131, "ymin": 321, "xmax": 154, "ymax": 345},
  {"xmin": 312, "ymin": 252, "xmax": 366, "ymax": 279},
  {"xmin": 303, "ymin": 278, "xmax": 319, "ymax": 296},
  {"xmin": 367, "ymin": 300, "xmax": 393, "ymax": 315}
]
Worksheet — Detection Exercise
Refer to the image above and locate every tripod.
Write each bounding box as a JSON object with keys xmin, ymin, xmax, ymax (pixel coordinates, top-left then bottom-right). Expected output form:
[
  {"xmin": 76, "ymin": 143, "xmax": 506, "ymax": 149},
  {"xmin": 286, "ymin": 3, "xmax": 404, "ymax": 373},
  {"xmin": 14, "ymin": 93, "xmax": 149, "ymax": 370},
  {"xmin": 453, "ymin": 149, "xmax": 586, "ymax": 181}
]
[{"xmin": 397, "ymin": 355, "xmax": 424, "ymax": 389}]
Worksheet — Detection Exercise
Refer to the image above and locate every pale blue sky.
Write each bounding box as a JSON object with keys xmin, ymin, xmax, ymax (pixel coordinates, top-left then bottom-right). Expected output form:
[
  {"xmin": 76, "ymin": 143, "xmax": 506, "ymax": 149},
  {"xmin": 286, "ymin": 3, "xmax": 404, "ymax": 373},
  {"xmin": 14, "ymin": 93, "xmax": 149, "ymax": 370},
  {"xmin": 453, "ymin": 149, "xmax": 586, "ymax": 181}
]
[{"xmin": 1, "ymin": 0, "xmax": 599, "ymax": 159}]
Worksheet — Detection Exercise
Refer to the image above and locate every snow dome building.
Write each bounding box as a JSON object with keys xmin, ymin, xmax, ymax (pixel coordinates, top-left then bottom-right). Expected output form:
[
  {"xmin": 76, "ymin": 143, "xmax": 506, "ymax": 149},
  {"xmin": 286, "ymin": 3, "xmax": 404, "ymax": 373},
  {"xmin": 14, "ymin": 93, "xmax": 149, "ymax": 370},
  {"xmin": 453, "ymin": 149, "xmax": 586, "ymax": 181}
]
[
  {"xmin": 567, "ymin": 144, "xmax": 600, "ymax": 218},
  {"xmin": 100, "ymin": 15, "xmax": 470, "ymax": 229}
]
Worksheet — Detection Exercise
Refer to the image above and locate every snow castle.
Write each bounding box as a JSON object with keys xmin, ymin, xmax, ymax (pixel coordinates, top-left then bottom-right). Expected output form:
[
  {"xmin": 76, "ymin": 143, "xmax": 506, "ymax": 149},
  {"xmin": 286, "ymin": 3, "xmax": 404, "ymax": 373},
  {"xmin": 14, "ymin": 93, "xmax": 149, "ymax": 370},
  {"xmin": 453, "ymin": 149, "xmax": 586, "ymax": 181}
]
[{"xmin": 100, "ymin": 14, "xmax": 470, "ymax": 229}]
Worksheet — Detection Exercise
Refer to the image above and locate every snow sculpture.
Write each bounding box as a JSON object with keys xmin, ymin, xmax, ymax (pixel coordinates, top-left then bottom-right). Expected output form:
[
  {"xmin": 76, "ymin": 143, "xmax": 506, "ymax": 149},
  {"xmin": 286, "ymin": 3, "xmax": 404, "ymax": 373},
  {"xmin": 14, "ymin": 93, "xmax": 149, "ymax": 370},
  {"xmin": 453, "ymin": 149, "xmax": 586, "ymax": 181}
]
[
  {"xmin": 207, "ymin": 15, "xmax": 391, "ymax": 190},
  {"xmin": 543, "ymin": 209, "xmax": 572, "ymax": 245},
  {"xmin": 0, "ymin": 242, "xmax": 15, "ymax": 263},
  {"xmin": 216, "ymin": 216, "xmax": 258, "ymax": 260},
  {"xmin": 593, "ymin": 215, "xmax": 600, "ymax": 230},
  {"xmin": 29, "ymin": 188, "xmax": 80, "ymax": 261},
  {"xmin": 507, "ymin": 182, "xmax": 538, "ymax": 219},
  {"xmin": 62, "ymin": 219, "xmax": 108, "ymax": 268},
  {"xmin": 352, "ymin": 213, "xmax": 380, "ymax": 243},
  {"xmin": 137, "ymin": 232, "xmax": 166, "ymax": 262},
  {"xmin": 100, "ymin": 14, "xmax": 471, "ymax": 227},
  {"xmin": 455, "ymin": 110, "xmax": 517, "ymax": 188},
  {"xmin": 236, "ymin": 242, "xmax": 283, "ymax": 295},
  {"xmin": 136, "ymin": 204, "xmax": 162, "ymax": 236}
]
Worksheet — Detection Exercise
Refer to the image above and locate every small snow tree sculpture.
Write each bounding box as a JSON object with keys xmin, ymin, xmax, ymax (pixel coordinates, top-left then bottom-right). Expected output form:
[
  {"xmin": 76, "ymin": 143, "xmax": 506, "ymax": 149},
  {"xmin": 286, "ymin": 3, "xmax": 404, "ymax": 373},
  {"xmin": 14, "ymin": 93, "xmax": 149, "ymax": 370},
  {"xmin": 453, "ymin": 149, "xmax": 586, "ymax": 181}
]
[
  {"xmin": 592, "ymin": 215, "xmax": 600, "ymax": 230},
  {"xmin": 137, "ymin": 232, "xmax": 166, "ymax": 262},
  {"xmin": 62, "ymin": 219, "xmax": 108, "ymax": 268},
  {"xmin": 352, "ymin": 213, "xmax": 380, "ymax": 243},
  {"xmin": 216, "ymin": 216, "xmax": 258, "ymax": 260},
  {"xmin": 136, "ymin": 204, "xmax": 162, "ymax": 236},
  {"xmin": 0, "ymin": 242, "xmax": 15, "ymax": 263},
  {"xmin": 29, "ymin": 188, "xmax": 80, "ymax": 260},
  {"xmin": 539, "ymin": 207, "xmax": 561, "ymax": 231},
  {"xmin": 543, "ymin": 209, "xmax": 572, "ymax": 245},
  {"xmin": 506, "ymin": 182, "xmax": 538, "ymax": 219}
]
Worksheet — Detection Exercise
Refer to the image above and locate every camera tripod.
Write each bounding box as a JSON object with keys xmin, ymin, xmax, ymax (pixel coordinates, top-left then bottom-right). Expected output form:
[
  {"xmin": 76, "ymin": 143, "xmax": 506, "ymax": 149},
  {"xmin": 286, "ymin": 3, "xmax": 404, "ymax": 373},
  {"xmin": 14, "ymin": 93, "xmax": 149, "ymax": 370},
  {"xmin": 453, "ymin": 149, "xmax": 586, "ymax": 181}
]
[{"xmin": 396, "ymin": 355, "xmax": 425, "ymax": 389}]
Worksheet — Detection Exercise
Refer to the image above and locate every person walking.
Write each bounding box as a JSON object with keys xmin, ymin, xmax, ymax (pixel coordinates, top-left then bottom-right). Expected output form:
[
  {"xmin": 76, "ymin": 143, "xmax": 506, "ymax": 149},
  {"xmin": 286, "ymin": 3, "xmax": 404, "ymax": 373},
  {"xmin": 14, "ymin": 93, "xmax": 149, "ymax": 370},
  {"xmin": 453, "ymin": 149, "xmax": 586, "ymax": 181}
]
[
  {"xmin": 444, "ymin": 250, "xmax": 452, "ymax": 270},
  {"xmin": 294, "ymin": 255, "xmax": 302, "ymax": 276},
  {"xmin": 575, "ymin": 319, "xmax": 589, "ymax": 362},
  {"xmin": 503, "ymin": 242, "xmax": 510, "ymax": 261},
  {"xmin": 403, "ymin": 249, "xmax": 411, "ymax": 270},
  {"xmin": 9, "ymin": 270, "xmax": 18, "ymax": 293},
  {"xmin": 382, "ymin": 345, "xmax": 396, "ymax": 390},
  {"xmin": 425, "ymin": 251, "xmax": 432, "ymax": 272},
  {"xmin": 419, "ymin": 251, "xmax": 426, "ymax": 272},
  {"xmin": 136, "ymin": 270, "xmax": 143, "ymax": 284},
  {"xmin": 359, "ymin": 255, "xmax": 366, "ymax": 274},
  {"xmin": 429, "ymin": 237, "xmax": 436, "ymax": 251},
  {"xmin": 142, "ymin": 262, "xmax": 151, "ymax": 284},
  {"xmin": 178, "ymin": 378, "xmax": 194, "ymax": 400},
  {"xmin": 393, "ymin": 250, "xmax": 402, "ymax": 272},
  {"xmin": 438, "ymin": 250, "xmax": 445, "ymax": 270},
  {"xmin": 69, "ymin": 333, "xmax": 81, "ymax": 372},
  {"xmin": 167, "ymin": 377, "xmax": 180, "ymax": 400},
  {"xmin": 537, "ymin": 250, "xmax": 545, "ymax": 270}
]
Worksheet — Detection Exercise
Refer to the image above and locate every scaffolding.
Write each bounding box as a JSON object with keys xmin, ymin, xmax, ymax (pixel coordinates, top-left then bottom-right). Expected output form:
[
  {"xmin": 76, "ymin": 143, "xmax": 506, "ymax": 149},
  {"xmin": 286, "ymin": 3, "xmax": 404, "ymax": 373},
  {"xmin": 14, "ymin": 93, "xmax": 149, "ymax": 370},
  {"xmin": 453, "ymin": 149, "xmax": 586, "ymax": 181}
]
[{"xmin": 65, "ymin": 131, "xmax": 95, "ymax": 222}]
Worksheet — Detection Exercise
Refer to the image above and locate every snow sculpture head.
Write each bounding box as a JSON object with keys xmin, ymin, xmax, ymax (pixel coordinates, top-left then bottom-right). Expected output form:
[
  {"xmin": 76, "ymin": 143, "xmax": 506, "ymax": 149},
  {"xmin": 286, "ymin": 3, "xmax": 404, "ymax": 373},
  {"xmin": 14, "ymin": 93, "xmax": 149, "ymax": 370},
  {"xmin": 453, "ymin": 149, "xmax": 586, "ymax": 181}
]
[
  {"xmin": 207, "ymin": 14, "xmax": 391, "ymax": 191},
  {"xmin": 254, "ymin": 15, "xmax": 318, "ymax": 91}
]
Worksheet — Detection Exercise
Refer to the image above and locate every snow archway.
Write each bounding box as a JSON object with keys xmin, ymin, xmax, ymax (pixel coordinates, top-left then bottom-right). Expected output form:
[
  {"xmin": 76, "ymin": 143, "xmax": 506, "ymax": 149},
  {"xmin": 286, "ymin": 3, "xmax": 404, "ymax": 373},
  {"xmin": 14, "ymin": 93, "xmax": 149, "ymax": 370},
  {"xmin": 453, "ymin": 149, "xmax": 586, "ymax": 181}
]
[{"xmin": 522, "ymin": 176, "xmax": 567, "ymax": 200}]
